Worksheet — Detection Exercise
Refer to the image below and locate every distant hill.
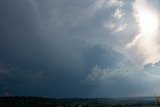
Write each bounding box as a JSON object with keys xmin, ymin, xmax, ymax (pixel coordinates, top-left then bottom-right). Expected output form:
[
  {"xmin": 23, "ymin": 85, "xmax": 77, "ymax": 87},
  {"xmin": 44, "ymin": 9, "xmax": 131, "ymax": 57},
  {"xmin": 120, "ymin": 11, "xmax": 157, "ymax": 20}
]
[{"xmin": 0, "ymin": 96, "xmax": 157, "ymax": 107}]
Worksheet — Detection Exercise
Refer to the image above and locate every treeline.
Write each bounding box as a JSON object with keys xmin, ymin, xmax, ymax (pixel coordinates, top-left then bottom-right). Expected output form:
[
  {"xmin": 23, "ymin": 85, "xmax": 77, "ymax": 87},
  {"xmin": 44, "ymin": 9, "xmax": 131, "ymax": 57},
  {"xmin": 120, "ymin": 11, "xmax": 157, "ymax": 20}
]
[
  {"xmin": 0, "ymin": 96, "xmax": 56, "ymax": 107},
  {"xmin": 0, "ymin": 96, "xmax": 156, "ymax": 107}
]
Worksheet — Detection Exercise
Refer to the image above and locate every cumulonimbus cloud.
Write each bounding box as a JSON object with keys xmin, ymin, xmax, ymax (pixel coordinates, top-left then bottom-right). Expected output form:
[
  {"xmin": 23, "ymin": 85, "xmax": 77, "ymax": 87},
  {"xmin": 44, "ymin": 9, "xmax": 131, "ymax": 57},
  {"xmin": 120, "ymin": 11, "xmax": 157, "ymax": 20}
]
[{"xmin": 126, "ymin": 0, "xmax": 160, "ymax": 65}]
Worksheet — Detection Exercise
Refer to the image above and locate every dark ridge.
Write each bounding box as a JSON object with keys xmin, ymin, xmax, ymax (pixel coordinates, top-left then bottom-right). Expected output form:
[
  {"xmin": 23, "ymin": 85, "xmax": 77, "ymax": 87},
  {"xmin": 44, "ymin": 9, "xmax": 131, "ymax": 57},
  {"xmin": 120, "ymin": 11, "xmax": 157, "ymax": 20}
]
[{"xmin": 0, "ymin": 96, "xmax": 157, "ymax": 107}]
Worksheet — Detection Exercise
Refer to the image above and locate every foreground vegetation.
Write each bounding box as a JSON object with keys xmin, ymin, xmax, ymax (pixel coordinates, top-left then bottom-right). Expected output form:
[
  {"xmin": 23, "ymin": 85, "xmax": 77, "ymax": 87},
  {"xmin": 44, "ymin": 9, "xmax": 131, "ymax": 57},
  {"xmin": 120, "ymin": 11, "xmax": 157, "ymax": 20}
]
[{"xmin": 0, "ymin": 96, "xmax": 157, "ymax": 107}]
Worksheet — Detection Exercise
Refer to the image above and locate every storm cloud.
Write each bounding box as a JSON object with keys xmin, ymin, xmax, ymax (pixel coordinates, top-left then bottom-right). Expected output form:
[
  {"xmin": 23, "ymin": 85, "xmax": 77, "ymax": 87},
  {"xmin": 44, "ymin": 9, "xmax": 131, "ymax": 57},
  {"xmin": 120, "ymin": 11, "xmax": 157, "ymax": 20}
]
[{"xmin": 0, "ymin": 0, "xmax": 160, "ymax": 98}]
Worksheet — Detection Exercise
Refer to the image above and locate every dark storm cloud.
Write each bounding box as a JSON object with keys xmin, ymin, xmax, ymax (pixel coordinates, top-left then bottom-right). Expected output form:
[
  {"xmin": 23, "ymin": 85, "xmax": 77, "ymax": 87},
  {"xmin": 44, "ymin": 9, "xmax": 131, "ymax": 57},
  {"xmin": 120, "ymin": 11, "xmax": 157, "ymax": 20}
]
[
  {"xmin": 0, "ymin": 62, "xmax": 44, "ymax": 96},
  {"xmin": 0, "ymin": 0, "xmax": 137, "ymax": 97},
  {"xmin": 0, "ymin": 0, "xmax": 49, "ymax": 68},
  {"xmin": 0, "ymin": 0, "xmax": 159, "ymax": 98}
]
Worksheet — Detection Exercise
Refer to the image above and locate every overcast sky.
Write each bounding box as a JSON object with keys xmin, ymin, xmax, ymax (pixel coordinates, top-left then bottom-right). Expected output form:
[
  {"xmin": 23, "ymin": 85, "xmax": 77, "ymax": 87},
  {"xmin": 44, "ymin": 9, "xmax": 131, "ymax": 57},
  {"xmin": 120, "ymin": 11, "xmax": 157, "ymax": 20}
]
[{"xmin": 0, "ymin": 0, "xmax": 160, "ymax": 98}]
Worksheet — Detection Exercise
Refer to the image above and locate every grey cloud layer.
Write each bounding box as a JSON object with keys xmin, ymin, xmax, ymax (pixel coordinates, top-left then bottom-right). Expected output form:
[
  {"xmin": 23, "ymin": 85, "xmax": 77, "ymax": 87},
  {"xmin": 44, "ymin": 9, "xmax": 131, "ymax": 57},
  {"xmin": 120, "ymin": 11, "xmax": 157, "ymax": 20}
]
[{"xmin": 0, "ymin": 0, "xmax": 160, "ymax": 97}]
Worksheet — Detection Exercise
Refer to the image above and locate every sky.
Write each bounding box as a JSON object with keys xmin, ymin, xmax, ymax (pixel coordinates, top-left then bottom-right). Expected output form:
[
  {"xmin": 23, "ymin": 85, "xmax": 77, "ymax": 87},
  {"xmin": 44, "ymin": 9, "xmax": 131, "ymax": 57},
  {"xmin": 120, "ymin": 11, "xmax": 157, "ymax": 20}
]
[{"xmin": 0, "ymin": 0, "xmax": 160, "ymax": 98}]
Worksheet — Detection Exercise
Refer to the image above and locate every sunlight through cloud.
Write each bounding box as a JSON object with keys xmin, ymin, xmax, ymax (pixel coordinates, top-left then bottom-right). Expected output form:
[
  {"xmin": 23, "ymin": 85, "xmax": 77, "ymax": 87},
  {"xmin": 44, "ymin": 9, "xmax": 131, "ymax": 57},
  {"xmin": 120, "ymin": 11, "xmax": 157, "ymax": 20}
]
[{"xmin": 127, "ymin": 0, "xmax": 160, "ymax": 65}]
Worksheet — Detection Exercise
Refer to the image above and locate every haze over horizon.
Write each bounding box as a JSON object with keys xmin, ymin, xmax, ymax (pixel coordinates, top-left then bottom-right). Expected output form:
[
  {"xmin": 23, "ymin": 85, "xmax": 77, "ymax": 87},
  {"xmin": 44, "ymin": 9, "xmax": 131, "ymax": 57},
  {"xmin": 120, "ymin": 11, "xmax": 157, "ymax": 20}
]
[{"xmin": 0, "ymin": 0, "xmax": 160, "ymax": 98}]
